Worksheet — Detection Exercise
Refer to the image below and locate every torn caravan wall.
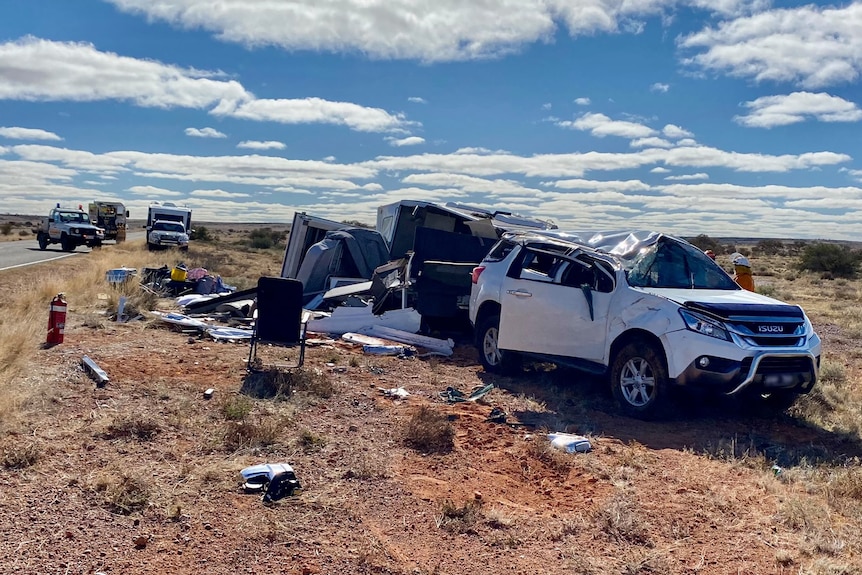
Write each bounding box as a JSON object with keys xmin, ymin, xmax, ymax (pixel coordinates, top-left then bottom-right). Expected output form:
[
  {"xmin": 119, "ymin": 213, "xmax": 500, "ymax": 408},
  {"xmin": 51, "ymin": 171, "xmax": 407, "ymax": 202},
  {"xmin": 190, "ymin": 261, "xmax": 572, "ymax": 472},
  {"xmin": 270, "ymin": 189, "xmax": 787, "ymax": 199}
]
[
  {"xmin": 280, "ymin": 212, "xmax": 345, "ymax": 279},
  {"xmin": 294, "ymin": 228, "xmax": 389, "ymax": 305}
]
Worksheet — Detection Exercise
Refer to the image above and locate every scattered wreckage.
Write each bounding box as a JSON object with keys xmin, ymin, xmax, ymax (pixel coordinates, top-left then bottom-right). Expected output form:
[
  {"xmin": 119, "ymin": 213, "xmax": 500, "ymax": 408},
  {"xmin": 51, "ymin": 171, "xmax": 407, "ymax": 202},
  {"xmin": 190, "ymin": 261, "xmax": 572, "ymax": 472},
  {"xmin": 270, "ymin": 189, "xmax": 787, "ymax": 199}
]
[
  {"xmin": 100, "ymin": 201, "xmax": 821, "ymax": 422},
  {"xmin": 469, "ymin": 230, "xmax": 822, "ymax": 418},
  {"xmin": 280, "ymin": 201, "xmax": 557, "ymax": 332}
]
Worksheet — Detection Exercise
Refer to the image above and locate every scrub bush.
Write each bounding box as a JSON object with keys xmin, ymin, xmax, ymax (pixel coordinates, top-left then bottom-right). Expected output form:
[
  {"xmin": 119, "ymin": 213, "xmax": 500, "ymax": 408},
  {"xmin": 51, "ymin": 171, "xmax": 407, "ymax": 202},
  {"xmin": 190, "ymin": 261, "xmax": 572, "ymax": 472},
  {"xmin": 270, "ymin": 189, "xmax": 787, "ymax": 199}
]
[{"xmin": 797, "ymin": 243, "xmax": 861, "ymax": 278}]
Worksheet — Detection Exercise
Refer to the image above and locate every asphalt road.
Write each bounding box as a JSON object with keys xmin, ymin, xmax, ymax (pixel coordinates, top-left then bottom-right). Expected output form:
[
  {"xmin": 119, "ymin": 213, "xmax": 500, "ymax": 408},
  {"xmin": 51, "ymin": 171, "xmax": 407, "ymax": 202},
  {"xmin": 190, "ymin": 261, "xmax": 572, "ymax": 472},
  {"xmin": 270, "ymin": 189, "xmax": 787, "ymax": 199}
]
[{"xmin": 0, "ymin": 231, "xmax": 145, "ymax": 272}]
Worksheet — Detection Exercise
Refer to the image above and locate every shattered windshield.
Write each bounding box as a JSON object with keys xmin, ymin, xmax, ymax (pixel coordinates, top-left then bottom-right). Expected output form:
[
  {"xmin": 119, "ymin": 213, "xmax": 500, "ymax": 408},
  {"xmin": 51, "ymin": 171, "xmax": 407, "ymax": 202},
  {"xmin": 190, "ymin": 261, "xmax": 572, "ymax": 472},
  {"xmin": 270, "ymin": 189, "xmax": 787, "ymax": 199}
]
[{"xmin": 622, "ymin": 238, "xmax": 739, "ymax": 290}]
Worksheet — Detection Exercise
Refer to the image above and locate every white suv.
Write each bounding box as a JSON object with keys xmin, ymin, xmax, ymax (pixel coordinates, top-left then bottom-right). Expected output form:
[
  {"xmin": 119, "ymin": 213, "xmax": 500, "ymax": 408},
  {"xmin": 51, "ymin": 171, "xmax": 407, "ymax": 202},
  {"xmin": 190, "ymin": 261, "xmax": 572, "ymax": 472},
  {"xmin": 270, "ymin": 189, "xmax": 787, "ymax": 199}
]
[
  {"xmin": 469, "ymin": 231, "xmax": 821, "ymax": 418},
  {"xmin": 147, "ymin": 220, "xmax": 189, "ymax": 251}
]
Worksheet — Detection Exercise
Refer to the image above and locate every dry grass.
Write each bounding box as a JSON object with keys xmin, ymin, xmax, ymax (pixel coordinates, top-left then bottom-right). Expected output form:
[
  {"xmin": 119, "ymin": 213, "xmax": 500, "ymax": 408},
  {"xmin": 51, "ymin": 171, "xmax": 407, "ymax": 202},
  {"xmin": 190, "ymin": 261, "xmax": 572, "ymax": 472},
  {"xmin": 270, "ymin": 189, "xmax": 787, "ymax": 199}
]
[
  {"xmin": 101, "ymin": 414, "xmax": 162, "ymax": 441},
  {"xmin": 597, "ymin": 494, "xmax": 653, "ymax": 547},
  {"xmin": 436, "ymin": 497, "xmax": 482, "ymax": 533},
  {"xmin": 1, "ymin": 439, "xmax": 40, "ymax": 469},
  {"xmin": 222, "ymin": 416, "xmax": 284, "ymax": 452},
  {"xmin": 95, "ymin": 471, "xmax": 152, "ymax": 515},
  {"xmin": 404, "ymin": 406, "xmax": 455, "ymax": 454}
]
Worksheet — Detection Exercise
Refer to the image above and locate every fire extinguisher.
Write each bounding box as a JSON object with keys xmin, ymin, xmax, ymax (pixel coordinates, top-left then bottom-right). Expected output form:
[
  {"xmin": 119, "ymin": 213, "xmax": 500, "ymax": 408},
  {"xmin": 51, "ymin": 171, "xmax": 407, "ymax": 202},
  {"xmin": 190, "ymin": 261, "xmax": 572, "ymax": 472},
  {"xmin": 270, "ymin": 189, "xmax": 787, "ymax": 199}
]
[{"xmin": 47, "ymin": 293, "xmax": 67, "ymax": 346}]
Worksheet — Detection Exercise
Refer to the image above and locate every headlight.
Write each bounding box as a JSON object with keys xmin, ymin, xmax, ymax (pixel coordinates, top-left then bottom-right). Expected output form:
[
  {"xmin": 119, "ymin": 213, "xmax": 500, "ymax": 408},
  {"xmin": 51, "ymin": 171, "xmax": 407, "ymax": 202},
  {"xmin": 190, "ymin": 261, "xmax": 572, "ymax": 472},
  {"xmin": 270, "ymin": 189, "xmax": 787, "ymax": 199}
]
[
  {"xmin": 679, "ymin": 309, "xmax": 731, "ymax": 341},
  {"xmin": 71, "ymin": 227, "xmax": 79, "ymax": 234}
]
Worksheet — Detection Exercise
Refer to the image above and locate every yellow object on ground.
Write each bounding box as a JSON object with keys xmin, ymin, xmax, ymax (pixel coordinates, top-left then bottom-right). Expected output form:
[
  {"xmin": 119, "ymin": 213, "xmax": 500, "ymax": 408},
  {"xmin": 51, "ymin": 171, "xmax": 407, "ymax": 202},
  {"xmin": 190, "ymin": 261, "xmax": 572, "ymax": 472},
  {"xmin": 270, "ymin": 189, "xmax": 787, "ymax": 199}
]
[{"xmin": 171, "ymin": 266, "xmax": 188, "ymax": 282}]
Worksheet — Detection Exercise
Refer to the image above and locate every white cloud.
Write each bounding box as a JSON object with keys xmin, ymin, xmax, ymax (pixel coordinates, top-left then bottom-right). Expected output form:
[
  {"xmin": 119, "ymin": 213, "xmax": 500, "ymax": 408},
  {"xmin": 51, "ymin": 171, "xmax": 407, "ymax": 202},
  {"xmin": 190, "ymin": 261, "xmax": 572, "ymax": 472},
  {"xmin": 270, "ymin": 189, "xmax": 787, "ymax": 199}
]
[
  {"xmin": 662, "ymin": 124, "xmax": 693, "ymax": 139},
  {"xmin": 367, "ymin": 145, "xmax": 849, "ymax": 178},
  {"xmin": 650, "ymin": 166, "xmax": 671, "ymax": 174},
  {"xmin": 0, "ymin": 126, "xmax": 62, "ymax": 141},
  {"xmin": 0, "ymin": 36, "xmax": 249, "ymax": 107},
  {"xmin": 558, "ymin": 112, "xmax": 656, "ymax": 139},
  {"xmin": 106, "ymin": 0, "xmax": 761, "ymax": 62},
  {"xmin": 650, "ymin": 82, "xmax": 670, "ymax": 93},
  {"xmin": 664, "ymin": 173, "xmax": 709, "ymax": 181},
  {"xmin": 189, "ymin": 188, "xmax": 250, "ymax": 198},
  {"xmin": 403, "ymin": 173, "xmax": 544, "ymax": 197},
  {"xmin": 217, "ymin": 98, "xmax": 412, "ymax": 132},
  {"xmin": 680, "ymin": 3, "xmax": 862, "ymax": 88},
  {"xmin": 574, "ymin": 97, "xmax": 591, "ymax": 106},
  {"xmin": 185, "ymin": 127, "xmax": 227, "ymax": 138},
  {"xmin": 407, "ymin": 96, "xmax": 427, "ymax": 104},
  {"xmin": 0, "ymin": 37, "xmax": 412, "ymax": 133},
  {"xmin": 630, "ymin": 137, "xmax": 673, "ymax": 148},
  {"xmin": 548, "ymin": 179, "xmax": 651, "ymax": 192},
  {"xmin": 236, "ymin": 140, "xmax": 286, "ymax": 150},
  {"xmin": 323, "ymin": 156, "xmax": 336, "ymax": 162},
  {"xmin": 128, "ymin": 185, "xmax": 183, "ymax": 197},
  {"xmin": 735, "ymin": 92, "xmax": 862, "ymax": 128},
  {"xmin": 386, "ymin": 136, "xmax": 426, "ymax": 147},
  {"xmin": 542, "ymin": 102, "xmax": 552, "ymax": 110}
]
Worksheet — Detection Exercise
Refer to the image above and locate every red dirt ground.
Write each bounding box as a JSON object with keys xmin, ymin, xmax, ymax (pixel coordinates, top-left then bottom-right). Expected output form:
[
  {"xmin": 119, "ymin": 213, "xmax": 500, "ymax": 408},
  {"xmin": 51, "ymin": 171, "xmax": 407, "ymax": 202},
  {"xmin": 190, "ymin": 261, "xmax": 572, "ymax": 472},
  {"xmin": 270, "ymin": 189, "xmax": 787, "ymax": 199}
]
[{"xmin": 1, "ymin": 262, "xmax": 860, "ymax": 574}]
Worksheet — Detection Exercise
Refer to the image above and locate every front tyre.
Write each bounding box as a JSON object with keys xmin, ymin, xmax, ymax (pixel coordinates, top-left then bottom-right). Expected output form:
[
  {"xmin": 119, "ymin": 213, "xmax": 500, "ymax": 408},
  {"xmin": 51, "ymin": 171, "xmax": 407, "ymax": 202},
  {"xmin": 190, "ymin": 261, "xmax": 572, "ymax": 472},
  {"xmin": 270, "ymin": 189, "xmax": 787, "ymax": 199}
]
[
  {"xmin": 37, "ymin": 232, "xmax": 48, "ymax": 251},
  {"xmin": 60, "ymin": 234, "xmax": 75, "ymax": 252},
  {"xmin": 610, "ymin": 341, "xmax": 669, "ymax": 419},
  {"xmin": 475, "ymin": 314, "xmax": 521, "ymax": 375}
]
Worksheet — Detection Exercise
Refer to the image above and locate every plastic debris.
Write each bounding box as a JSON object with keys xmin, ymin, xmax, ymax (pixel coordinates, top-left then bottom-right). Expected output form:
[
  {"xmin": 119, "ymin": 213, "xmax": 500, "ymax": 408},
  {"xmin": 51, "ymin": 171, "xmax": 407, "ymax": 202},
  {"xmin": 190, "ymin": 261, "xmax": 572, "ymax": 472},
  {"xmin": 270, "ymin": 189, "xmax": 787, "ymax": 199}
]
[
  {"xmin": 379, "ymin": 386, "xmax": 410, "ymax": 399},
  {"xmin": 486, "ymin": 407, "xmax": 507, "ymax": 423},
  {"xmin": 240, "ymin": 463, "xmax": 302, "ymax": 503},
  {"xmin": 440, "ymin": 383, "xmax": 494, "ymax": 403},
  {"xmin": 548, "ymin": 433, "xmax": 592, "ymax": 453}
]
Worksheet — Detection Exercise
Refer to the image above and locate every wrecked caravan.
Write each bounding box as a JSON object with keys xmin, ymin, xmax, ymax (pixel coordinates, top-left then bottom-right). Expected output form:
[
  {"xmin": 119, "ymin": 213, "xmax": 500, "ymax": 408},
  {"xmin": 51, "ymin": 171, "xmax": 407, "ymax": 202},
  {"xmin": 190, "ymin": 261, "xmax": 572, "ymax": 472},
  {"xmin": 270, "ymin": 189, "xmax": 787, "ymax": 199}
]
[
  {"xmin": 469, "ymin": 230, "xmax": 822, "ymax": 418},
  {"xmin": 280, "ymin": 201, "xmax": 557, "ymax": 327}
]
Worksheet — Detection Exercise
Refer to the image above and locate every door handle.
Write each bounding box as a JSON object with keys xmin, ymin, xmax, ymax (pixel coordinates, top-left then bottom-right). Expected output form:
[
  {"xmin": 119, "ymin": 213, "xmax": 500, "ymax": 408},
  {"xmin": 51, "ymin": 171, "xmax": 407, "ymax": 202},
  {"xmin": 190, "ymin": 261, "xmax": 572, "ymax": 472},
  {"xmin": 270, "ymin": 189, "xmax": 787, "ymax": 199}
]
[{"xmin": 507, "ymin": 289, "xmax": 532, "ymax": 297}]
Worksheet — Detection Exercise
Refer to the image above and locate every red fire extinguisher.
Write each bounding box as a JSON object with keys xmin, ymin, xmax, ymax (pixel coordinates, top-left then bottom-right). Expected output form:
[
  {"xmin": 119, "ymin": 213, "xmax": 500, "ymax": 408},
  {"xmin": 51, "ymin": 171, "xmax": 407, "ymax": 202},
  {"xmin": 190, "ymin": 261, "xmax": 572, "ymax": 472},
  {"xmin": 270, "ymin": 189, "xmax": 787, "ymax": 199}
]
[{"xmin": 47, "ymin": 293, "xmax": 67, "ymax": 346}]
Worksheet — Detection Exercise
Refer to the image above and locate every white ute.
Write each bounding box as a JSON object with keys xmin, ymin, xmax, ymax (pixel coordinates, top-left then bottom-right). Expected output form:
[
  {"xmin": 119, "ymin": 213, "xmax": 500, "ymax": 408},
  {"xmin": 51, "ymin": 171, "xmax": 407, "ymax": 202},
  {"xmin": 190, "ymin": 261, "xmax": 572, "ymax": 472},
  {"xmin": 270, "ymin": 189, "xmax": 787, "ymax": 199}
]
[{"xmin": 469, "ymin": 231, "xmax": 821, "ymax": 418}]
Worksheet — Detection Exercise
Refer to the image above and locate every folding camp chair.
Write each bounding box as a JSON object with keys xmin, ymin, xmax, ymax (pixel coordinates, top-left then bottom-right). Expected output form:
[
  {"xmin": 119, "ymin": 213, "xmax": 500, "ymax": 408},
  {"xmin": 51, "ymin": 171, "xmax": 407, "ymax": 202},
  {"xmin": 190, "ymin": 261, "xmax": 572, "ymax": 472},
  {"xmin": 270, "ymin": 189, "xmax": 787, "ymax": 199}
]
[{"xmin": 247, "ymin": 277, "xmax": 307, "ymax": 371}]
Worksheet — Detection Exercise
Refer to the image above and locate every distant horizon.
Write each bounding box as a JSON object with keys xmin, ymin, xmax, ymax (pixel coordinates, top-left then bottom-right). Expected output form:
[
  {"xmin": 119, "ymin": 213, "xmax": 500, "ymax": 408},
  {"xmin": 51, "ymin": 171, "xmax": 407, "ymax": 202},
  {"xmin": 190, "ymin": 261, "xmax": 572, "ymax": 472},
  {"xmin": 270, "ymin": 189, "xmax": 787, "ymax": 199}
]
[
  {"xmin": 5, "ymin": 211, "xmax": 860, "ymax": 248},
  {"xmin": 1, "ymin": 1, "xmax": 861, "ymax": 239}
]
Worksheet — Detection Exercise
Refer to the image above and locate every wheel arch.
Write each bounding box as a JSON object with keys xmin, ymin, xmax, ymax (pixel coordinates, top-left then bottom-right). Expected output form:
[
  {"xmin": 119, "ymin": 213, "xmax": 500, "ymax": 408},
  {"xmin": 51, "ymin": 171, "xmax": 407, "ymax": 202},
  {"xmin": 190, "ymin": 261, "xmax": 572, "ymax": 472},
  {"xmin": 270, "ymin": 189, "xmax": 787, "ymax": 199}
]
[
  {"xmin": 474, "ymin": 300, "xmax": 501, "ymax": 328},
  {"xmin": 609, "ymin": 329, "xmax": 668, "ymax": 373}
]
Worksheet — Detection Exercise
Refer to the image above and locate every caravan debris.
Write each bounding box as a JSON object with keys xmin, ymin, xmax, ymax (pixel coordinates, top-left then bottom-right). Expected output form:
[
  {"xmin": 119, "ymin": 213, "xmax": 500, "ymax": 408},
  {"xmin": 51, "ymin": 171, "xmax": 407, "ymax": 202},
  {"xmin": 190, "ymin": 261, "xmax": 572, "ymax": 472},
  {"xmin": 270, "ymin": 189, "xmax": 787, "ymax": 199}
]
[
  {"xmin": 306, "ymin": 305, "xmax": 421, "ymax": 335},
  {"xmin": 82, "ymin": 356, "xmax": 110, "ymax": 387},
  {"xmin": 240, "ymin": 463, "xmax": 302, "ymax": 503},
  {"xmin": 439, "ymin": 383, "xmax": 494, "ymax": 403},
  {"xmin": 356, "ymin": 325, "xmax": 454, "ymax": 356},
  {"xmin": 548, "ymin": 433, "xmax": 592, "ymax": 453},
  {"xmin": 379, "ymin": 386, "xmax": 410, "ymax": 399}
]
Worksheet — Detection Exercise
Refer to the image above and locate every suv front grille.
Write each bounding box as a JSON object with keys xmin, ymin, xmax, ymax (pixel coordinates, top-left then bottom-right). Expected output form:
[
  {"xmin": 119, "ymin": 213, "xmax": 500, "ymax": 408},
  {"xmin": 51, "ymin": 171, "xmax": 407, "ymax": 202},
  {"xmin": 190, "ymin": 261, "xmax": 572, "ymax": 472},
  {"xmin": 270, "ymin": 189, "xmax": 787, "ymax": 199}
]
[{"xmin": 729, "ymin": 319, "xmax": 806, "ymax": 347}]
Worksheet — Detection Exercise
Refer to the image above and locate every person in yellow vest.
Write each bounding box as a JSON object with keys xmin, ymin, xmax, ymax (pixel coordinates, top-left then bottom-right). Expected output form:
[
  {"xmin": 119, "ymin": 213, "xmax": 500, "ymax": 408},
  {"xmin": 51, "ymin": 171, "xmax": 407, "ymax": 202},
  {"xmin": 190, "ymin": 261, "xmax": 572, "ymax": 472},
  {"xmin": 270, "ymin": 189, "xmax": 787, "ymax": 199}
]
[{"xmin": 731, "ymin": 253, "xmax": 755, "ymax": 291}]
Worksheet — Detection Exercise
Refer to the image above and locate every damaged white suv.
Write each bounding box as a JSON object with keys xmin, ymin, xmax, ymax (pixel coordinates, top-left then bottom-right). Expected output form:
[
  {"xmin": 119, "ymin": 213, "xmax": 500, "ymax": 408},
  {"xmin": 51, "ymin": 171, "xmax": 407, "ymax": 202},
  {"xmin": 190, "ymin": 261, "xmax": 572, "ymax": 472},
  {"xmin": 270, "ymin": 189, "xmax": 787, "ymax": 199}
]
[{"xmin": 469, "ymin": 231, "xmax": 821, "ymax": 418}]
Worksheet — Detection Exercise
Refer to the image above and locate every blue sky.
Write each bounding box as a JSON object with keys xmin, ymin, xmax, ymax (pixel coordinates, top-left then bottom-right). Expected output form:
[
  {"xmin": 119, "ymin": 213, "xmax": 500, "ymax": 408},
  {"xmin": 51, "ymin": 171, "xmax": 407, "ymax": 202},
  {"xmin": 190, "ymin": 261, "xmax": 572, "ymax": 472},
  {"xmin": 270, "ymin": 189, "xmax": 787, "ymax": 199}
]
[{"xmin": 1, "ymin": 0, "xmax": 861, "ymax": 239}]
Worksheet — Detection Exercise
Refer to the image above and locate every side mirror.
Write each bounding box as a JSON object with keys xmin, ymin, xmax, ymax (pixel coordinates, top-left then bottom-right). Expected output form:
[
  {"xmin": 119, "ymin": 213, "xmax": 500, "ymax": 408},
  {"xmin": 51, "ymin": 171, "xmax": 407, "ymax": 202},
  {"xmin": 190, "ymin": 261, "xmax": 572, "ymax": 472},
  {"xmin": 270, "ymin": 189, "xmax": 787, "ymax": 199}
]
[{"xmin": 126, "ymin": 210, "xmax": 130, "ymax": 218}]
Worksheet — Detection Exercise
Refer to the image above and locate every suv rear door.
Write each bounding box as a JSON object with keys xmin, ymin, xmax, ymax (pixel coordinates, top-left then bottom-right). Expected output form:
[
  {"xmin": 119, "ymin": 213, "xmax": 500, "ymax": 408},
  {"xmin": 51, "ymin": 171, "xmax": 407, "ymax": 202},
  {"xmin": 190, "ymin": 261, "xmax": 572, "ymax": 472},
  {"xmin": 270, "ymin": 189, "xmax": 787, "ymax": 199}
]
[{"xmin": 497, "ymin": 245, "xmax": 615, "ymax": 363}]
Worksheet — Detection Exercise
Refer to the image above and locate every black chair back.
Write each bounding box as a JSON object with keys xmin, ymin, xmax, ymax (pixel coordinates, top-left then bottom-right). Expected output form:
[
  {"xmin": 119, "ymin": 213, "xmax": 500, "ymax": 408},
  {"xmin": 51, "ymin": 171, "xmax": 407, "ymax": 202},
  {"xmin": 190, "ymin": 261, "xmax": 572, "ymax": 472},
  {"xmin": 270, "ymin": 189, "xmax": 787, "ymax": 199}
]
[{"xmin": 256, "ymin": 277, "xmax": 303, "ymax": 344}]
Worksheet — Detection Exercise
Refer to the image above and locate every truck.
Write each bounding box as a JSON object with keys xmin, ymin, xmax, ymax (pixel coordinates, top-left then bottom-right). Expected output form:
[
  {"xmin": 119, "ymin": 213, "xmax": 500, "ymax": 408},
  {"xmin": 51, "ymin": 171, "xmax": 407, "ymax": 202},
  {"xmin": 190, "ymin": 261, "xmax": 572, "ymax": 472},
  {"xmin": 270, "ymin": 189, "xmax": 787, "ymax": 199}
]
[
  {"xmin": 88, "ymin": 201, "xmax": 129, "ymax": 242},
  {"xmin": 37, "ymin": 204, "xmax": 105, "ymax": 252},
  {"xmin": 146, "ymin": 202, "xmax": 192, "ymax": 251}
]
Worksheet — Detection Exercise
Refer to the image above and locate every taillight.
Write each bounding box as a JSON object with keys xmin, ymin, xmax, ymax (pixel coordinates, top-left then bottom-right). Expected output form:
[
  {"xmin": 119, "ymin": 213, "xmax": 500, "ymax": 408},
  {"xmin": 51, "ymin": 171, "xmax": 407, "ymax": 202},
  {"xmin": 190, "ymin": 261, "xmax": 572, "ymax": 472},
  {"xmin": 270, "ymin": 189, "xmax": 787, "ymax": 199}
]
[{"xmin": 471, "ymin": 266, "xmax": 486, "ymax": 284}]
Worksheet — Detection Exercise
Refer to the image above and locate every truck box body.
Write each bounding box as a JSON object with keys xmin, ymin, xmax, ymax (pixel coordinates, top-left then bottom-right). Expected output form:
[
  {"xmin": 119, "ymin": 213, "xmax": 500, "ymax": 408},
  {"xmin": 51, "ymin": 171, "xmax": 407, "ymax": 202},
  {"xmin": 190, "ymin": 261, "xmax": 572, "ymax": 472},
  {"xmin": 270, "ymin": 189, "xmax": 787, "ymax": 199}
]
[{"xmin": 89, "ymin": 201, "xmax": 128, "ymax": 242}]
